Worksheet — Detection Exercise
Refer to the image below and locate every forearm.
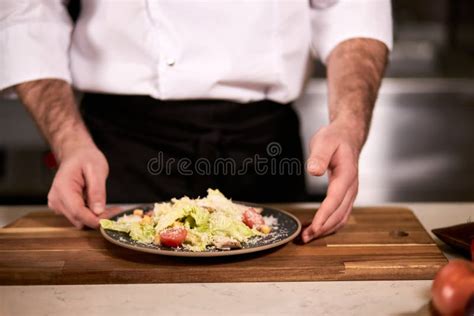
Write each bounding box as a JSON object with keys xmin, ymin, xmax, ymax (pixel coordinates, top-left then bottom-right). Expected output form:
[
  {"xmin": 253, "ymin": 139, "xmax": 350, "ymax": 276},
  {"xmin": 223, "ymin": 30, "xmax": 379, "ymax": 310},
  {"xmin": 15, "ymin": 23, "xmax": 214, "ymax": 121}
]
[
  {"xmin": 15, "ymin": 79, "xmax": 94, "ymax": 162},
  {"xmin": 326, "ymin": 38, "xmax": 388, "ymax": 151}
]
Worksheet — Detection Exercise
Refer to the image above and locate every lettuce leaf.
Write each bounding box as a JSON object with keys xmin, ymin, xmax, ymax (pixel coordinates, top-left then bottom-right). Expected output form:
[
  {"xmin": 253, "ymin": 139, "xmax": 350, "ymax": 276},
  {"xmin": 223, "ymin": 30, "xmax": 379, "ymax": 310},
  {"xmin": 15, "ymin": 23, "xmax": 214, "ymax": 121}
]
[
  {"xmin": 129, "ymin": 222, "xmax": 155, "ymax": 243},
  {"xmin": 184, "ymin": 229, "xmax": 210, "ymax": 251},
  {"xmin": 154, "ymin": 208, "xmax": 188, "ymax": 233},
  {"xmin": 100, "ymin": 219, "xmax": 131, "ymax": 233},
  {"xmin": 209, "ymin": 212, "xmax": 259, "ymax": 242},
  {"xmin": 188, "ymin": 206, "xmax": 210, "ymax": 231},
  {"xmin": 103, "ymin": 189, "xmax": 264, "ymax": 251}
]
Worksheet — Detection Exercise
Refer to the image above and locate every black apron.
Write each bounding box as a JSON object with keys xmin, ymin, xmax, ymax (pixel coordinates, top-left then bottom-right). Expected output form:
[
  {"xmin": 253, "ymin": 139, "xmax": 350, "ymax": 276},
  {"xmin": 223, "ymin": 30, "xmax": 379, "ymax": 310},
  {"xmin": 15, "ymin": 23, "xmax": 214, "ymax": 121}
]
[{"xmin": 81, "ymin": 94, "xmax": 308, "ymax": 203}]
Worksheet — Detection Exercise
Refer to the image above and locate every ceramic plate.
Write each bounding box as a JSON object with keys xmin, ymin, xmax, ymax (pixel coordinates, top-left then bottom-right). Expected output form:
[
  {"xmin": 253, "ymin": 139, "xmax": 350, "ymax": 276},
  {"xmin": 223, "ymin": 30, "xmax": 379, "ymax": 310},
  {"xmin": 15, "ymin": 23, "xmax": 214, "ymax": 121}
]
[{"xmin": 100, "ymin": 202, "xmax": 301, "ymax": 257}]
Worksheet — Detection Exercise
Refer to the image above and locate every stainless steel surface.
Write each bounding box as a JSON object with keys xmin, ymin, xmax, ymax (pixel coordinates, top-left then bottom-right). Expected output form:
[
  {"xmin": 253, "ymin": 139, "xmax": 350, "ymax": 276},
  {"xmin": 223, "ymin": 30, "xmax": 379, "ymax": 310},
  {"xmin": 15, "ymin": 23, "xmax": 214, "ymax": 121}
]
[
  {"xmin": 0, "ymin": 101, "xmax": 52, "ymax": 202},
  {"xmin": 295, "ymin": 78, "xmax": 474, "ymax": 203}
]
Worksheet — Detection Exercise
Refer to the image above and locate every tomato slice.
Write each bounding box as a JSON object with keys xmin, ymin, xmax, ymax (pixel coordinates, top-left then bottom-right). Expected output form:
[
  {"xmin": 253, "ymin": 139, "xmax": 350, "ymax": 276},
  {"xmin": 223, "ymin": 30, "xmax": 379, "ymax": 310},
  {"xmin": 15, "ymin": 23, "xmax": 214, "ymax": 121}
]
[
  {"xmin": 243, "ymin": 208, "xmax": 265, "ymax": 229},
  {"xmin": 159, "ymin": 227, "xmax": 187, "ymax": 248}
]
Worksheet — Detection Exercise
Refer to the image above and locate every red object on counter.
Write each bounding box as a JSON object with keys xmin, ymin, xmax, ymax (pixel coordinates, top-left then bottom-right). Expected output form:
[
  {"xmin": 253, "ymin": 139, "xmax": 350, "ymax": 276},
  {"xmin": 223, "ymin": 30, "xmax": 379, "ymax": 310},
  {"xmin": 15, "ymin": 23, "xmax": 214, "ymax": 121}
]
[
  {"xmin": 432, "ymin": 260, "xmax": 474, "ymax": 316},
  {"xmin": 43, "ymin": 152, "xmax": 58, "ymax": 169}
]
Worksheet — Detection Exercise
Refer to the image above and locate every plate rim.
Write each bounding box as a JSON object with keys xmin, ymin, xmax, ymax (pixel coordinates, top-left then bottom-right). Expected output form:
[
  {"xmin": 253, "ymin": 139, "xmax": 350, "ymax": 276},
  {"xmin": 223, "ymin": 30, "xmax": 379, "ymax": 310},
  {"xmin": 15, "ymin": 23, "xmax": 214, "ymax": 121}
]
[{"xmin": 100, "ymin": 202, "xmax": 302, "ymax": 257}]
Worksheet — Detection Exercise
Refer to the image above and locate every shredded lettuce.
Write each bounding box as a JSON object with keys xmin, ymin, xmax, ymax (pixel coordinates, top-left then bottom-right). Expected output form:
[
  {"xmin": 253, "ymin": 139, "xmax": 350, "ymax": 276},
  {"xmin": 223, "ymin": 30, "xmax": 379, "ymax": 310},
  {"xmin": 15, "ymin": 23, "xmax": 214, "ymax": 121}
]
[
  {"xmin": 184, "ymin": 229, "xmax": 210, "ymax": 251},
  {"xmin": 189, "ymin": 206, "xmax": 209, "ymax": 231},
  {"xmin": 101, "ymin": 189, "xmax": 268, "ymax": 251},
  {"xmin": 154, "ymin": 208, "xmax": 188, "ymax": 233},
  {"xmin": 129, "ymin": 222, "xmax": 155, "ymax": 243},
  {"xmin": 100, "ymin": 219, "xmax": 132, "ymax": 233},
  {"xmin": 209, "ymin": 212, "xmax": 260, "ymax": 242}
]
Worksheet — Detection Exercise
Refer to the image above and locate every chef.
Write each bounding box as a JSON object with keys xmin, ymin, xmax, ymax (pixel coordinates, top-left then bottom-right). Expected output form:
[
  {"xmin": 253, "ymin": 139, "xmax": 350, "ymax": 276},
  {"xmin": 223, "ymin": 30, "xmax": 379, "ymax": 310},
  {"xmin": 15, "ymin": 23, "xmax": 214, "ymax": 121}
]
[{"xmin": 0, "ymin": 0, "xmax": 392, "ymax": 243}]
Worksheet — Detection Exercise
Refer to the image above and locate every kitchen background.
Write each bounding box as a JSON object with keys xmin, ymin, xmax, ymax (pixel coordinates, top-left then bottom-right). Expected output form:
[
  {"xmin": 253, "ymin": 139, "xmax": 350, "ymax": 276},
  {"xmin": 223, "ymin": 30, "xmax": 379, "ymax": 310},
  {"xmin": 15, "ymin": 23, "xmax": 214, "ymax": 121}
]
[{"xmin": 0, "ymin": 0, "xmax": 473, "ymax": 204}]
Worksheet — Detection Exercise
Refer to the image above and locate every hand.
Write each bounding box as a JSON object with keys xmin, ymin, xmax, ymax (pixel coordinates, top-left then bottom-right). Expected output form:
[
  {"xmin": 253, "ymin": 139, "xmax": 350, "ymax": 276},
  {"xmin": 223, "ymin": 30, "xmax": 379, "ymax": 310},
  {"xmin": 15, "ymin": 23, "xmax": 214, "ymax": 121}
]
[
  {"xmin": 302, "ymin": 120, "xmax": 362, "ymax": 242},
  {"xmin": 47, "ymin": 142, "xmax": 110, "ymax": 229}
]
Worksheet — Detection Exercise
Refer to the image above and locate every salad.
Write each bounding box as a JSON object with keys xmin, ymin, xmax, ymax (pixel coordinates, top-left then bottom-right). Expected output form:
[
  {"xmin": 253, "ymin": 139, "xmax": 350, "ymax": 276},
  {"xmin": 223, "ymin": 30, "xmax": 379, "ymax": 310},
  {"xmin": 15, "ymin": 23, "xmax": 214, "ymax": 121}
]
[{"xmin": 100, "ymin": 189, "xmax": 274, "ymax": 251}]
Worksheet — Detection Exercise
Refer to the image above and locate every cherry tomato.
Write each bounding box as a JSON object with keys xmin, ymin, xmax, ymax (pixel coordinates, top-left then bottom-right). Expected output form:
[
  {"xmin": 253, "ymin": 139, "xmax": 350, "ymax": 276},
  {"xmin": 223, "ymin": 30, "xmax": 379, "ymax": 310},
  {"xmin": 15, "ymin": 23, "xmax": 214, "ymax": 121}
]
[
  {"xmin": 431, "ymin": 260, "xmax": 474, "ymax": 316},
  {"xmin": 243, "ymin": 208, "xmax": 264, "ymax": 229},
  {"xmin": 159, "ymin": 227, "xmax": 187, "ymax": 248}
]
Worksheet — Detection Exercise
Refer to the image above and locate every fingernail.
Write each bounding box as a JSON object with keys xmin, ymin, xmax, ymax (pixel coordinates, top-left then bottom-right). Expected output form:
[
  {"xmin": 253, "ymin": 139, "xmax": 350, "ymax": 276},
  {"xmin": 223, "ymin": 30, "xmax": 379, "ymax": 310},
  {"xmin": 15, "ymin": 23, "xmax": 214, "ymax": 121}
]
[
  {"xmin": 302, "ymin": 230, "xmax": 313, "ymax": 243},
  {"xmin": 92, "ymin": 203, "xmax": 105, "ymax": 215},
  {"xmin": 308, "ymin": 161, "xmax": 318, "ymax": 172}
]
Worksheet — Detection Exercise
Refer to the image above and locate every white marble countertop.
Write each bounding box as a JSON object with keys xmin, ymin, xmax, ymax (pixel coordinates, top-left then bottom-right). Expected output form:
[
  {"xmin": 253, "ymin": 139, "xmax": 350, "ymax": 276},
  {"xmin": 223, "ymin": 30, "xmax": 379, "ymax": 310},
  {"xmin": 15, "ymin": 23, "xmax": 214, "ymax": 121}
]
[{"xmin": 1, "ymin": 202, "xmax": 473, "ymax": 316}]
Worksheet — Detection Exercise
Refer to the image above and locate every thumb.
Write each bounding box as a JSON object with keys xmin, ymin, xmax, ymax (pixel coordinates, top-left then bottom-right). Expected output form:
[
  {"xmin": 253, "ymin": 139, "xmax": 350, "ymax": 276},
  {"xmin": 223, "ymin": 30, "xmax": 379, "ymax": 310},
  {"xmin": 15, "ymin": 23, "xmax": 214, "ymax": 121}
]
[
  {"xmin": 307, "ymin": 132, "xmax": 338, "ymax": 176},
  {"xmin": 83, "ymin": 164, "xmax": 108, "ymax": 215}
]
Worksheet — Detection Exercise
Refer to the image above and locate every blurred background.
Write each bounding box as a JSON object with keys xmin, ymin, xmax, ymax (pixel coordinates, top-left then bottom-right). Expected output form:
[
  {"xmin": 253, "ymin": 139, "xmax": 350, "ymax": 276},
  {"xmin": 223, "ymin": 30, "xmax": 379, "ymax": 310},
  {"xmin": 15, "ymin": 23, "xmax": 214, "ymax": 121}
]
[{"xmin": 0, "ymin": 0, "xmax": 473, "ymax": 204}]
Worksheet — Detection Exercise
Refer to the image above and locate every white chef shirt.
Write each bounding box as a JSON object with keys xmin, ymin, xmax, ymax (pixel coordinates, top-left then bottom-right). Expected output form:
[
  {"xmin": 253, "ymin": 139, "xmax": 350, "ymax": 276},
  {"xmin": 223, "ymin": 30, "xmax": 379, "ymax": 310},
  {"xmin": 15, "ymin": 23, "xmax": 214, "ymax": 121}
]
[{"xmin": 0, "ymin": 0, "xmax": 392, "ymax": 103}]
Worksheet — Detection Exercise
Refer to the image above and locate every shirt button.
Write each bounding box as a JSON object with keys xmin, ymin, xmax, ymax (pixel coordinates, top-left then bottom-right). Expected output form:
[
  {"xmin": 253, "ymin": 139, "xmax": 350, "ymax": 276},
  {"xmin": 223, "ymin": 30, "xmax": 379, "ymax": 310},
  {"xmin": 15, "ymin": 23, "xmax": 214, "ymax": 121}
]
[{"xmin": 166, "ymin": 58, "xmax": 176, "ymax": 66}]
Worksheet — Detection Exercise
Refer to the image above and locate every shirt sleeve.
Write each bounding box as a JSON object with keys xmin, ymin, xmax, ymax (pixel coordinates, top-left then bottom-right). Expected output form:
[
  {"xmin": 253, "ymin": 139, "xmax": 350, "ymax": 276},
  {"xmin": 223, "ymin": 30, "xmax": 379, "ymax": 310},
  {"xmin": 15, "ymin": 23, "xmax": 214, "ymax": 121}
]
[
  {"xmin": 310, "ymin": 0, "xmax": 393, "ymax": 64},
  {"xmin": 0, "ymin": 0, "xmax": 73, "ymax": 92}
]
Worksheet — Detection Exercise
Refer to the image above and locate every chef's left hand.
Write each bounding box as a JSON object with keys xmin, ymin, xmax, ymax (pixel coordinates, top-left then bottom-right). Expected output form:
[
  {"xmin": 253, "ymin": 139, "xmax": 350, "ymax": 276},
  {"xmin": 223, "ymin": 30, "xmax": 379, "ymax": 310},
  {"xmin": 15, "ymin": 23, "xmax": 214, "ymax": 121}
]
[{"xmin": 302, "ymin": 119, "xmax": 362, "ymax": 242}]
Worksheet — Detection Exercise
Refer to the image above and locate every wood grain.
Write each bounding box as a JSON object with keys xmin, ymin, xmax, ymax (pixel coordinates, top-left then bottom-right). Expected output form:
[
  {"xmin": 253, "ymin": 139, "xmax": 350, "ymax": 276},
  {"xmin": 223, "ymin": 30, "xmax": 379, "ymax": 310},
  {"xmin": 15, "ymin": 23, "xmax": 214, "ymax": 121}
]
[{"xmin": 0, "ymin": 206, "xmax": 447, "ymax": 285}]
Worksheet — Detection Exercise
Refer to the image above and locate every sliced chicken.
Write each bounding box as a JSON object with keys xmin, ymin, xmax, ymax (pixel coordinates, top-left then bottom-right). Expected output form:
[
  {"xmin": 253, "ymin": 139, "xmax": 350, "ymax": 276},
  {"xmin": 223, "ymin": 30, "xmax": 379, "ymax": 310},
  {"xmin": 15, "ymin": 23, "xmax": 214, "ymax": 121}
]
[{"xmin": 212, "ymin": 236, "xmax": 242, "ymax": 250}]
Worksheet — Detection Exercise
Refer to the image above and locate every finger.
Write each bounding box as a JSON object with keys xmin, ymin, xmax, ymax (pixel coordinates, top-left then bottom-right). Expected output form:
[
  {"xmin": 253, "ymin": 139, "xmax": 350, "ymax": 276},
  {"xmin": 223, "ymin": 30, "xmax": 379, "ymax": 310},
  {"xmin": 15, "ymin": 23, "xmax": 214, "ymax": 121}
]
[
  {"xmin": 99, "ymin": 206, "xmax": 125, "ymax": 219},
  {"xmin": 83, "ymin": 163, "xmax": 108, "ymax": 215},
  {"xmin": 307, "ymin": 129, "xmax": 338, "ymax": 176},
  {"xmin": 301, "ymin": 220, "xmax": 316, "ymax": 243},
  {"xmin": 329, "ymin": 193, "xmax": 357, "ymax": 235},
  {"xmin": 63, "ymin": 192, "xmax": 100, "ymax": 229},
  {"xmin": 309, "ymin": 161, "xmax": 356, "ymax": 235},
  {"xmin": 318, "ymin": 182, "xmax": 357, "ymax": 236},
  {"xmin": 47, "ymin": 192, "xmax": 59, "ymax": 214},
  {"xmin": 56, "ymin": 174, "xmax": 100, "ymax": 228},
  {"xmin": 48, "ymin": 190, "xmax": 83, "ymax": 227},
  {"xmin": 301, "ymin": 186, "xmax": 352, "ymax": 243},
  {"xmin": 51, "ymin": 196, "xmax": 84, "ymax": 229},
  {"xmin": 302, "ymin": 153, "xmax": 357, "ymax": 243},
  {"xmin": 58, "ymin": 199, "xmax": 85, "ymax": 229}
]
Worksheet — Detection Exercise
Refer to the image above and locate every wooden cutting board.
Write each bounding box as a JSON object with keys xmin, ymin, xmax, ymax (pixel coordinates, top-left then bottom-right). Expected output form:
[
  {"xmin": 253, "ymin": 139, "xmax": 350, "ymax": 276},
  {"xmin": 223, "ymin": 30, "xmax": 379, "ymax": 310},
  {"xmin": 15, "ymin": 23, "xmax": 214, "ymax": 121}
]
[{"xmin": 0, "ymin": 206, "xmax": 447, "ymax": 285}]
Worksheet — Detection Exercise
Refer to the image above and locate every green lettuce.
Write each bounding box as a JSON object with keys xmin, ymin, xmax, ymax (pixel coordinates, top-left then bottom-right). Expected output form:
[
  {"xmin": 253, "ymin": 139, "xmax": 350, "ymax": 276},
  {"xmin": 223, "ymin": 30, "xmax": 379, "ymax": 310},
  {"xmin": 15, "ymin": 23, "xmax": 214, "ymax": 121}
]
[
  {"xmin": 103, "ymin": 189, "xmax": 265, "ymax": 251},
  {"xmin": 188, "ymin": 206, "xmax": 210, "ymax": 231},
  {"xmin": 209, "ymin": 212, "xmax": 259, "ymax": 242},
  {"xmin": 129, "ymin": 222, "xmax": 155, "ymax": 243},
  {"xmin": 184, "ymin": 229, "xmax": 210, "ymax": 251},
  {"xmin": 154, "ymin": 208, "xmax": 188, "ymax": 233},
  {"xmin": 100, "ymin": 219, "xmax": 131, "ymax": 233}
]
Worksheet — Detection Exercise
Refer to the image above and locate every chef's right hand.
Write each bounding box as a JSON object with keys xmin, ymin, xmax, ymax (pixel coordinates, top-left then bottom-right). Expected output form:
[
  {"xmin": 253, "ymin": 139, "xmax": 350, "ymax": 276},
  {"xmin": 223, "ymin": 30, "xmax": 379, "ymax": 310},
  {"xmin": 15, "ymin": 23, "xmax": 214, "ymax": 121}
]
[{"xmin": 47, "ymin": 143, "xmax": 109, "ymax": 229}]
